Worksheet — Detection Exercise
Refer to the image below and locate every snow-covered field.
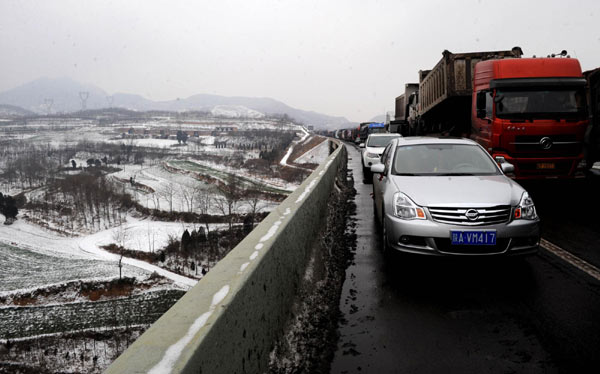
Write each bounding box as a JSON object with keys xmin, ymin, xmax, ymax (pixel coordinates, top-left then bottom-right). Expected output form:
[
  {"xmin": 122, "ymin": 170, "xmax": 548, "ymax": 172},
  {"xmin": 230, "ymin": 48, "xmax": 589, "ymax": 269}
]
[
  {"xmin": 0, "ymin": 114, "xmax": 328, "ymax": 373},
  {"xmin": 107, "ymin": 138, "xmax": 181, "ymax": 148},
  {"xmin": 0, "ymin": 215, "xmax": 197, "ymax": 291},
  {"xmin": 79, "ymin": 218, "xmax": 226, "ymax": 254},
  {"xmin": 0, "ymin": 242, "xmax": 146, "ymax": 295}
]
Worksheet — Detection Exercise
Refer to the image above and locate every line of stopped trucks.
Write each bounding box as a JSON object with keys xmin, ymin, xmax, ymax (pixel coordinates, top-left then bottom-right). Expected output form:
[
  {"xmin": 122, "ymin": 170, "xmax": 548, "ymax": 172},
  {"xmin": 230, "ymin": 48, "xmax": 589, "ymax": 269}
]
[{"xmin": 329, "ymin": 47, "xmax": 600, "ymax": 180}]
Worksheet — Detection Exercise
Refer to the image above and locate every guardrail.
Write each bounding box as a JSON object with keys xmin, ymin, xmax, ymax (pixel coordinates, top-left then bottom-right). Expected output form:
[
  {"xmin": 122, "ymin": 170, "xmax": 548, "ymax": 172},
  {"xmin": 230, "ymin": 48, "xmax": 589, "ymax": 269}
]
[{"xmin": 106, "ymin": 139, "xmax": 345, "ymax": 374}]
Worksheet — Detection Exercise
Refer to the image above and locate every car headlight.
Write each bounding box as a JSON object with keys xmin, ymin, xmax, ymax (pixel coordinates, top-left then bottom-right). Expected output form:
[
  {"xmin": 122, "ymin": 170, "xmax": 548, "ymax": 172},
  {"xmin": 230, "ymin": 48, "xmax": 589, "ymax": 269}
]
[
  {"xmin": 366, "ymin": 152, "xmax": 379, "ymax": 158},
  {"xmin": 514, "ymin": 192, "xmax": 537, "ymax": 220},
  {"xmin": 393, "ymin": 192, "xmax": 426, "ymax": 220}
]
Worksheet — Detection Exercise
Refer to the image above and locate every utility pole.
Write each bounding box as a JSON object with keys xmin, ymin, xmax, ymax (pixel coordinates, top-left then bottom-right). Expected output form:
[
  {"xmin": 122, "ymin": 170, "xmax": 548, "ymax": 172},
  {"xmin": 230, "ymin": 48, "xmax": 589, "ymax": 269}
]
[
  {"xmin": 79, "ymin": 91, "xmax": 89, "ymax": 111},
  {"xmin": 106, "ymin": 95, "xmax": 114, "ymax": 108}
]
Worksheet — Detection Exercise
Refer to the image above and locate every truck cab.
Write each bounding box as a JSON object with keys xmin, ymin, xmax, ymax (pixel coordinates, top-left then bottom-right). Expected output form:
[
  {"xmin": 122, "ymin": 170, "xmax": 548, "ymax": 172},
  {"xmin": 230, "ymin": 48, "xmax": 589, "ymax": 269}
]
[{"xmin": 472, "ymin": 57, "xmax": 589, "ymax": 179}]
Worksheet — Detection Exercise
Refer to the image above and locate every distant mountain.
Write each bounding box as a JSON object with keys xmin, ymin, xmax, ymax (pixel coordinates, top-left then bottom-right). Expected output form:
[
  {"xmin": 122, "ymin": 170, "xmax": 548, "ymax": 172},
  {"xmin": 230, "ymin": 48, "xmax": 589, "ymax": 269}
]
[
  {"xmin": 368, "ymin": 114, "xmax": 386, "ymax": 123},
  {"xmin": 0, "ymin": 104, "xmax": 35, "ymax": 117},
  {"xmin": 0, "ymin": 77, "xmax": 108, "ymax": 113},
  {"xmin": 0, "ymin": 77, "xmax": 352, "ymax": 129}
]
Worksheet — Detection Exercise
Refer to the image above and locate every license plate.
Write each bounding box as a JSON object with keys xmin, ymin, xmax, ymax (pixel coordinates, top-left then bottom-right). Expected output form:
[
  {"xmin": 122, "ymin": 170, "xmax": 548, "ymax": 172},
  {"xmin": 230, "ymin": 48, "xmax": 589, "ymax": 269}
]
[
  {"xmin": 451, "ymin": 231, "xmax": 497, "ymax": 246},
  {"xmin": 536, "ymin": 163, "xmax": 555, "ymax": 170}
]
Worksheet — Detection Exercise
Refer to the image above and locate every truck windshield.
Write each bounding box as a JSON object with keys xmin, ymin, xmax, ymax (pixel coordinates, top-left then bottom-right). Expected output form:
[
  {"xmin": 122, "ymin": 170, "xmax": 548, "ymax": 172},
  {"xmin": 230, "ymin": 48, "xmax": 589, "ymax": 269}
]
[
  {"xmin": 495, "ymin": 88, "xmax": 587, "ymax": 119},
  {"xmin": 392, "ymin": 144, "xmax": 500, "ymax": 176}
]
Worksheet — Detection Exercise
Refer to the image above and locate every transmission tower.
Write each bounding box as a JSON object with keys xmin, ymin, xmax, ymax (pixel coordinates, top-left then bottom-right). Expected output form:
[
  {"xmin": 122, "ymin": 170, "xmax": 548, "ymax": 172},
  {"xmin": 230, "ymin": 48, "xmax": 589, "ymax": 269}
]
[
  {"xmin": 106, "ymin": 95, "xmax": 114, "ymax": 108},
  {"xmin": 79, "ymin": 91, "xmax": 89, "ymax": 111},
  {"xmin": 44, "ymin": 98, "xmax": 54, "ymax": 115}
]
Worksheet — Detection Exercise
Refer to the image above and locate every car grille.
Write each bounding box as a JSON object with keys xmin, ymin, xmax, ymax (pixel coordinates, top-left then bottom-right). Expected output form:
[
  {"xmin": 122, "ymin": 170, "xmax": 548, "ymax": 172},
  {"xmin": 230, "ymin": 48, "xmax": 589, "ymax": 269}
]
[
  {"xmin": 434, "ymin": 238, "xmax": 510, "ymax": 255},
  {"xmin": 428, "ymin": 206, "xmax": 511, "ymax": 226}
]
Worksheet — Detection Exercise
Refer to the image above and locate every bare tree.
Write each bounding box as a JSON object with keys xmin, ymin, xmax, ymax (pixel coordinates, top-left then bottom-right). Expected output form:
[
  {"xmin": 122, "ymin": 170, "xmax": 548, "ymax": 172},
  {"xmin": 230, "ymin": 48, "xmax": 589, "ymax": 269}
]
[
  {"xmin": 244, "ymin": 192, "xmax": 264, "ymax": 229},
  {"xmin": 146, "ymin": 222, "xmax": 156, "ymax": 252},
  {"xmin": 112, "ymin": 225, "xmax": 130, "ymax": 249},
  {"xmin": 181, "ymin": 183, "xmax": 204, "ymax": 213},
  {"xmin": 112, "ymin": 226, "xmax": 130, "ymax": 280},
  {"xmin": 158, "ymin": 182, "xmax": 176, "ymax": 213},
  {"xmin": 195, "ymin": 186, "xmax": 215, "ymax": 233},
  {"xmin": 214, "ymin": 175, "xmax": 243, "ymax": 230}
]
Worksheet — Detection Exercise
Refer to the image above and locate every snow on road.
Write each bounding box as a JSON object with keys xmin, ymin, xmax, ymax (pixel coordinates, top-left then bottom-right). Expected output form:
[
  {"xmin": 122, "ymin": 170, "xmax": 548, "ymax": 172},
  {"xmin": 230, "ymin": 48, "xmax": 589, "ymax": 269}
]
[{"xmin": 279, "ymin": 126, "xmax": 313, "ymax": 171}]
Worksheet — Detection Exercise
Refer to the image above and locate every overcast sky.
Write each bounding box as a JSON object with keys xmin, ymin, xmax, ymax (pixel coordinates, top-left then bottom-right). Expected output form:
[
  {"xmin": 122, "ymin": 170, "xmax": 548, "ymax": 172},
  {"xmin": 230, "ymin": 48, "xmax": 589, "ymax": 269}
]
[{"xmin": 1, "ymin": 0, "xmax": 599, "ymax": 122}]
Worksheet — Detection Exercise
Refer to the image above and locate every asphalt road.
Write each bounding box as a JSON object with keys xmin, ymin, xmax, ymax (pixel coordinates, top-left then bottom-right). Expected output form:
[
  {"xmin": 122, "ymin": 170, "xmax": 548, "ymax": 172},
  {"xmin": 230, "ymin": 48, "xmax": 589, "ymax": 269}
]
[{"xmin": 330, "ymin": 145, "xmax": 600, "ymax": 374}]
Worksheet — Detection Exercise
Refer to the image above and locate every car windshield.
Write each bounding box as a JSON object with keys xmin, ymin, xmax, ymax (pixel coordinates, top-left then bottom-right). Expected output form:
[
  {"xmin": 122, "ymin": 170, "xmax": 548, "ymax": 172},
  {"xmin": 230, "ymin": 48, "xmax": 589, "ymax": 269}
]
[
  {"xmin": 392, "ymin": 144, "xmax": 500, "ymax": 176},
  {"xmin": 367, "ymin": 136, "xmax": 399, "ymax": 147},
  {"xmin": 495, "ymin": 88, "xmax": 587, "ymax": 119}
]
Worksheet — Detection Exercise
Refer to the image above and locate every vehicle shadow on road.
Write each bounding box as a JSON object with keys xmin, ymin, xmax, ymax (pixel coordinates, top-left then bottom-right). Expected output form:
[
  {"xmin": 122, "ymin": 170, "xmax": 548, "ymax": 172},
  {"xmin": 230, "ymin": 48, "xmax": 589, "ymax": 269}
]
[{"xmin": 380, "ymin": 254, "xmax": 538, "ymax": 307}]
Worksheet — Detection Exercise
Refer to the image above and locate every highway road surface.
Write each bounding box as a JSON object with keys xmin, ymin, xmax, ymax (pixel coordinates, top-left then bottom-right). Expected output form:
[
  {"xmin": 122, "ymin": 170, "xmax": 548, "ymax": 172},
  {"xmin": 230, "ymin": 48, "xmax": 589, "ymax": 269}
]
[{"xmin": 330, "ymin": 144, "xmax": 600, "ymax": 374}]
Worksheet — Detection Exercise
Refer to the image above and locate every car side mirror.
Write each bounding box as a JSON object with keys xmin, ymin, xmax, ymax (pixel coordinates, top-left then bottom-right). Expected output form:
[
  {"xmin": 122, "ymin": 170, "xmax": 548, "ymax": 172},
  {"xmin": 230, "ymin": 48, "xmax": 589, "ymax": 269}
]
[
  {"xmin": 371, "ymin": 164, "xmax": 385, "ymax": 174},
  {"xmin": 359, "ymin": 143, "xmax": 365, "ymax": 148},
  {"xmin": 501, "ymin": 162, "xmax": 515, "ymax": 174}
]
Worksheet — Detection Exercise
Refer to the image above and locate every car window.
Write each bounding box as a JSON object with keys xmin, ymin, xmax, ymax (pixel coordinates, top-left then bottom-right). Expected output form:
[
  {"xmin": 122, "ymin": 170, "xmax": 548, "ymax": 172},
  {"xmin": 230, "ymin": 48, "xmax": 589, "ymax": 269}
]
[
  {"xmin": 367, "ymin": 135, "xmax": 400, "ymax": 147},
  {"xmin": 382, "ymin": 143, "xmax": 393, "ymax": 173},
  {"xmin": 381, "ymin": 144, "xmax": 391, "ymax": 164},
  {"xmin": 392, "ymin": 144, "xmax": 500, "ymax": 176}
]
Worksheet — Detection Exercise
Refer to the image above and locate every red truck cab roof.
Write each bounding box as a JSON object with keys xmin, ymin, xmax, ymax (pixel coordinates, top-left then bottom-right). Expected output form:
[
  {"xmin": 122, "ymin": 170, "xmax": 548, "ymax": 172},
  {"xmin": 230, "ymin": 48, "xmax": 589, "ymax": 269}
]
[{"xmin": 474, "ymin": 58, "xmax": 583, "ymax": 90}]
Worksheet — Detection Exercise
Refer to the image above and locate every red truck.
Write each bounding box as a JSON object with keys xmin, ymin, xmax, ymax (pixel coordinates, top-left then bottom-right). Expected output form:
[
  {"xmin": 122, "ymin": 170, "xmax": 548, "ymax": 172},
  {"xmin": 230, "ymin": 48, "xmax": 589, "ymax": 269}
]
[{"xmin": 398, "ymin": 48, "xmax": 590, "ymax": 179}]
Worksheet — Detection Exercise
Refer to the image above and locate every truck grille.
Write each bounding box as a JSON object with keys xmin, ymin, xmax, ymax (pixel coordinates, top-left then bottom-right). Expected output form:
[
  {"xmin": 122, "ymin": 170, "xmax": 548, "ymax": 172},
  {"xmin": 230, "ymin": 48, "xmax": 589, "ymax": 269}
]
[
  {"xmin": 428, "ymin": 206, "xmax": 511, "ymax": 226},
  {"xmin": 511, "ymin": 134, "xmax": 582, "ymax": 157}
]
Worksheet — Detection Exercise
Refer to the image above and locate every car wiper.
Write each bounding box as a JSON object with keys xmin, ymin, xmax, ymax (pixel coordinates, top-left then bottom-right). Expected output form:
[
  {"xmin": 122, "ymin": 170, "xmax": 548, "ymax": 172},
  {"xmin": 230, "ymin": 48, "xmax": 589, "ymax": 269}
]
[{"xmin": 394, "ymin": 173, "xmax": 418, "ymax": 176}]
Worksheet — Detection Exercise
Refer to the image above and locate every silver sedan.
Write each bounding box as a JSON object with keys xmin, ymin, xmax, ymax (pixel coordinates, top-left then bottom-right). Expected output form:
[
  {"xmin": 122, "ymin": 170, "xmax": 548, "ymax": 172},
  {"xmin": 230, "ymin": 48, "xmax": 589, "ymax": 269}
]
[{"xmin": 371, "ymin": 137, "xmax": 540, "ymax": 256}]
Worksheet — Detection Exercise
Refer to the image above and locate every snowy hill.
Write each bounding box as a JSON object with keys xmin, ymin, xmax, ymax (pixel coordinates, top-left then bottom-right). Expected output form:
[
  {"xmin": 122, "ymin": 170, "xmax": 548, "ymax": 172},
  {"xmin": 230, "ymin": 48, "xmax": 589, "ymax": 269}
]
[
  {"xmin": 0, "ymin": 104, "xmax": 35, "ymax": 117},
  {"xmin": 0, "ymin": 77, "xmax": 352, "ymax": 128},
  {"xmin": 210, "ymin": 105, "xmax": 265, "ymax": 118}
]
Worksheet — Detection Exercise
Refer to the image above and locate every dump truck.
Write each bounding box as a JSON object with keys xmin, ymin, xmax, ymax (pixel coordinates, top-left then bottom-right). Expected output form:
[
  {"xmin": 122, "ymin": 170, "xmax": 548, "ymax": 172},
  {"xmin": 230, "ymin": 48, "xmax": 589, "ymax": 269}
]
[
  {"xmin": 398, "ymin": 47, "xmax": 591, "ymax": 179},
  {"xmin": 388, "ymin": 83, "xmax": 418, "ymax": 134}
]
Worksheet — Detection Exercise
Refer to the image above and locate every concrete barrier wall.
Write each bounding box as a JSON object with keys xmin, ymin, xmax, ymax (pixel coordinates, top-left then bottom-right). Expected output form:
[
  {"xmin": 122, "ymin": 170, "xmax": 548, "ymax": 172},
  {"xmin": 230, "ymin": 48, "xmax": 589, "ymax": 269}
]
[{"xmin": 106, "ymin": 140, "xmax": 345, "ymax": 374}]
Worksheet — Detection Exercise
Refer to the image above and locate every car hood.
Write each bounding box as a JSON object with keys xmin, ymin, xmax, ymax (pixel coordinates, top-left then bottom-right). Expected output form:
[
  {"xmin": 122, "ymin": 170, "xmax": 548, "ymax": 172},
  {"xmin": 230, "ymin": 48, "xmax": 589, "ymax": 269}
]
[
  {"xmin": 365, "ymin": 146, "xmax": 385, "ymax": 154},
  {"xmin": 390, "ymin": 175, "xmax": 524, "ymax": 207}
]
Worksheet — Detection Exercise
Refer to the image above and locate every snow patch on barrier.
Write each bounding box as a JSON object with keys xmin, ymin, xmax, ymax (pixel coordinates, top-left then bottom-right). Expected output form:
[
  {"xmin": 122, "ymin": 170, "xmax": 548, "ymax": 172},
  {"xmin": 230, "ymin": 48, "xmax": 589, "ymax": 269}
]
[
  {"xmin": 295, "ymin": 179, "xmax": 318, "ymax": 203},
  {"xmin": 259, "ymin": 220, "xmax": 282, "ymax": 243},
  {"xmin": 148, "ymin": 285, "xmax": 230, "ymax": 374}
]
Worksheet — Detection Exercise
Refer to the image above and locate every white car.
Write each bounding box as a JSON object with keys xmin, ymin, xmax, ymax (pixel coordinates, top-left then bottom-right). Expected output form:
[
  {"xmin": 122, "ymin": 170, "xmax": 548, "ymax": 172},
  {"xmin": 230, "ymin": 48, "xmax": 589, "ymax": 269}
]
[{"xmin": 361, "ymin": 133, "xmax": 402, "ymax": 180}]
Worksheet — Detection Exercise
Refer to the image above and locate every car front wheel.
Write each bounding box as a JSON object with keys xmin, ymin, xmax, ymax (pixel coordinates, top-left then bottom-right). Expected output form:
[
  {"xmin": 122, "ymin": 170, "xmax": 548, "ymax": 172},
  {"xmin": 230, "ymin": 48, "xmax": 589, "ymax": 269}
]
[{"xmin": 381, "ymin": 213, "xmax": 390, "ymax": 255}]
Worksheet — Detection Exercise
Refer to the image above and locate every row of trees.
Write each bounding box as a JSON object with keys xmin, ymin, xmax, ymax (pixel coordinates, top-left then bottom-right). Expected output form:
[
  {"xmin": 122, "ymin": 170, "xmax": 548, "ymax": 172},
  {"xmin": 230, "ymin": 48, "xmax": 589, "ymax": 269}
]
[{"xmin": 26, "ymin": 173, "xmax": 134, "ymax": 233}]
